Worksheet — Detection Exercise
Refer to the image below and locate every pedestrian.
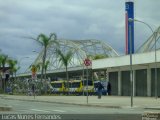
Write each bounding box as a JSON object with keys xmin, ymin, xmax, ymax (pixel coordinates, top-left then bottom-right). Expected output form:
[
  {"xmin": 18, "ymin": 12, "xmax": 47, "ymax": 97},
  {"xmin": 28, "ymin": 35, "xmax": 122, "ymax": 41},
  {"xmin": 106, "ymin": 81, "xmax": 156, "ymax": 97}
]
[
  {"xmin": 107, "ymin": 81, "xmax": 111, "ymax": 95},
  {"xmin": 32, "ymin": 84, "xmax": 35, "ymax": 95},
  {"xmin": 97, "ymin": 82, "xmax": 104, "ymax": 99}
]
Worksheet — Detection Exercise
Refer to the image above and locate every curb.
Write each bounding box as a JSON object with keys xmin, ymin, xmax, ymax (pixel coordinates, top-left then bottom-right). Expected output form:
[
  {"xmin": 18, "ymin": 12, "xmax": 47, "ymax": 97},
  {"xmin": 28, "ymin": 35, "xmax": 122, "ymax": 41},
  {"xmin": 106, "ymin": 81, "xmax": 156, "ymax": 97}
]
[
  {"xmin": 0, "ymin": 106, "xmax": 12, "ymax": 111},
  {"xmin": 144, "ymin": 107, "xmax": 160, "ymax": 110},
  {"xmin": 2, "ymin": 97, "xmax": 121, "ymax": 109}
]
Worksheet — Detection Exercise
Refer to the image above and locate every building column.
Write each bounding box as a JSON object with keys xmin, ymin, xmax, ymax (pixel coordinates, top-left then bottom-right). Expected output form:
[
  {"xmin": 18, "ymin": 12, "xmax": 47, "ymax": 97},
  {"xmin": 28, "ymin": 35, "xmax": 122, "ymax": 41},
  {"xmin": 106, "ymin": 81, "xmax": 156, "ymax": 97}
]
[
  {"xmin": 118, "ymin": 70, "xmax": 121, "ymax": 96},
  {"xmin": 147, "ymin": 67, "xmax": 151, "ymax": 96}
]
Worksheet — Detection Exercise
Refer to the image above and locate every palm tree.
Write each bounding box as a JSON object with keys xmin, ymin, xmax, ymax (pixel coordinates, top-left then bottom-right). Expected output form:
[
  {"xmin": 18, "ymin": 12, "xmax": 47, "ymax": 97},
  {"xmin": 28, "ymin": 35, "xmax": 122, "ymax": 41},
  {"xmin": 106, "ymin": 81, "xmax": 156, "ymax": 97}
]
[
  {"xmin": 1, "ymin": 54, "xmax": 9, "ymax": 72},
  {"xmin": 8, "ymin": 59, "xmax": 18, "ymax": 79},
  {"xmin": 44, "ymin": 60, "xmax": 50, "ymax": 94},
  {"xmin": 31, "ymin": 33, "xmax": 57, "ymax": 81},
  {"xmin": 7, "ymin": 59, "xmax": 19, "ymax": 93},
  {"xmin": 12, "ymin": 66, "xmax": 20, "ymax": 80},
  {"xmin": 56, "ymin": 49, "xmax": 73, "ymax": 91},
  {"xmin": 1, "ymin": 54, "xmax": 9, "ymax": 91}
]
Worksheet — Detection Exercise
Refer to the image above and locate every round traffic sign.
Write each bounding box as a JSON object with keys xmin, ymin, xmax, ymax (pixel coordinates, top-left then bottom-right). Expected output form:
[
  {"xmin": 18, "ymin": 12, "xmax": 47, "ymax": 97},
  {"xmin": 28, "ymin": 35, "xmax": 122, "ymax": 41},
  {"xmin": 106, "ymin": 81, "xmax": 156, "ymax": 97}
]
[{"xmin": 84, "ymin": 58, "xmax": 92, "ymax": 66}]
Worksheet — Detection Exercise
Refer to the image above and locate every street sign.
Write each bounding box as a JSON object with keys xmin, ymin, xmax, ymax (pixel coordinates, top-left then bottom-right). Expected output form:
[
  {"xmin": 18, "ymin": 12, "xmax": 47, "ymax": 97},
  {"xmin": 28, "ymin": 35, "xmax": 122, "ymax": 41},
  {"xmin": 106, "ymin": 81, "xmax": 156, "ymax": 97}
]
[
  {"xmin": 84, "ymin": 58, "xmax": 92, "ymax": 66},
  {"xmin": 31, "ymin": 65, "xmax": 37, "ymax": 79}
]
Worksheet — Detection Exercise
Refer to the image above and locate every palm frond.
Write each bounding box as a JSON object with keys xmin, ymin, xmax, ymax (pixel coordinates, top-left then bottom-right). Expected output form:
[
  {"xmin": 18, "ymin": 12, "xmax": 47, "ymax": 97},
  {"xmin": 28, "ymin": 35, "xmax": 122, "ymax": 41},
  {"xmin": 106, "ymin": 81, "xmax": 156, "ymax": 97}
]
[
  {"xmin": 49, "ymin": 33, "xmax": 57, "ymax": 40},
  {"xmin": 44, "ymin": 60, "xmax": 50, "ymax": 70},
  {"xmin": 56, "ymin": 49, "xmax": 73, "ymax": 67},
  {"xmin": 24, "ymin": 36, "xmax": 43, "ymax": 46}
]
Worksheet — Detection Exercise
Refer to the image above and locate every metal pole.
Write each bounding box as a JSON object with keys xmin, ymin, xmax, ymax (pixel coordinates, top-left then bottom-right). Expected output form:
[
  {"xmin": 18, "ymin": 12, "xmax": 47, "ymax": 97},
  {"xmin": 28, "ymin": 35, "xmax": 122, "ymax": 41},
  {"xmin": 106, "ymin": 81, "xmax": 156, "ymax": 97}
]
[
  {"xmin": 86, "ymin": 66, "xmax": 89, "ymax": 104},
  {"xmin": 154, "ymin": 32, "xmax": 158, "ymax": 99},
  {"xmin": 82, "ymin": 65, "xmax": 85, "ymax": 96},
  {"xmin": 129, "ymin": 25, "xmax": 133, "ymax": 107},
  {"xmin": 132, "ymin": 19, "xmax": 157, "ymax": 99},
  {"xmin": 33, "ymin": 85, "xmax": 35, "ymax": 99},
  {"xmin": 105, "ymin": 70, "xmax": 108, "ymax": 96},
  {"xmin": 3, "ymin": 78, "xmax": 5, "ymax": 94}
]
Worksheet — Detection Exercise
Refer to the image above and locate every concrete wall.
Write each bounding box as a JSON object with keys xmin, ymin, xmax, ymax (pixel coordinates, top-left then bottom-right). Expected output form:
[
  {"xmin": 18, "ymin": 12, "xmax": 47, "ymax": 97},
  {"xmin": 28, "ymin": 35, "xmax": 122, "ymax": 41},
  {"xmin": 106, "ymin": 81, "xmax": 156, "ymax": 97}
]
[{"xmin": 92, "ymin": 50, "xmax": 160, "ymax": 69}]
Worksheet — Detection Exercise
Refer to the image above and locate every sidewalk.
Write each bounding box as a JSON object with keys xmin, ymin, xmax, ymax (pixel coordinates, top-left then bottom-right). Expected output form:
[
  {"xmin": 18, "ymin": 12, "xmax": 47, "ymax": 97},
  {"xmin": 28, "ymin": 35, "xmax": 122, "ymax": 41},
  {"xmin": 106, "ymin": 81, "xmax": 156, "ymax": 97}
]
[{"xmin": 0, "ymin": 94, "xmax": 160, "ymax": 109}]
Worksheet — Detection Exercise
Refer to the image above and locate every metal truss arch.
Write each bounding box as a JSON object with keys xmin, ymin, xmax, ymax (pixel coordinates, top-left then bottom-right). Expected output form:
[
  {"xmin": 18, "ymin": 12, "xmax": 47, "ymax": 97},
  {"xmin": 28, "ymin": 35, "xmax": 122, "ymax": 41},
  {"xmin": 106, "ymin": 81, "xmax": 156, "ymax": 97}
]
[
  {"xmin": 28, "ymin": 39, "xmax": 119, "ymax": 72},
  {"xmin": 136, "ymin": 26, "xmax": 160, "ymax": 53}
]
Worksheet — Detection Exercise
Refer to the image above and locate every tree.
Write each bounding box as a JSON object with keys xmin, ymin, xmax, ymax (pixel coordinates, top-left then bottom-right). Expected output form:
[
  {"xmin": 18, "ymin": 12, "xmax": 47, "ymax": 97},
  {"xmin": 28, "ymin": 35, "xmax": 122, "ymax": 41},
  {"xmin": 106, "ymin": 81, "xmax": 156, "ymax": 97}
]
[
  {"xmin": 7, "ymin": 59, "xmax": 19, "ymax": 94},
  {"xmin": 12, "ymin": 66, "xmax": 20, "ymax": 80},
  {"xmin": 0, "ymin": 54, "xmax": 9, "ymax": 91},
  {"xmin": 7, "ymin": 59, "xmax": 18, "ymax": 78},
  {"xmin": 1, "ymin": 54, "xmax": 9, "ymax": 72},
  {"xmin": 56, "ymin": 49, "xmax": 73, "ymax": 91},
  {"xmin": 30, "ymin": 33, "xmax": 57, "ymax": 81}
]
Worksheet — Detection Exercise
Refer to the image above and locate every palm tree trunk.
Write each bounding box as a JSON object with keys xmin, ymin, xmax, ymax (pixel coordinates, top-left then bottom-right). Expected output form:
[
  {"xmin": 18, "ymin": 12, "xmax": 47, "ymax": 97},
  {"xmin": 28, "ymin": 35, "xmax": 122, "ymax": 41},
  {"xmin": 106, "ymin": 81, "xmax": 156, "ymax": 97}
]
[
  {"xmin": 66, "ymin": 66, "xmax": 69, "ymax": 95},
  {"xmin": 40, "ymin": 47, "xmax": 47, "ymax": 95},
  {"xmin": 44, "ymin": 69, "xmax": 47, "ymax": 94},
  {"xmin": 44, "ymin": 69, "xmax": 47, "ymax": 80},
  {"xmin": 41, "ymin": 47, "xmax": 47, "ymax": 81}
]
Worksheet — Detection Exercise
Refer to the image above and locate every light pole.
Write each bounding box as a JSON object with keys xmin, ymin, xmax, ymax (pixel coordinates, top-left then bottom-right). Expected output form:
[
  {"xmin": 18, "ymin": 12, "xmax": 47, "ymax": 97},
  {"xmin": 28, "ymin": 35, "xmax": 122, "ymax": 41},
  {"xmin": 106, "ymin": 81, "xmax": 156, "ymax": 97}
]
[
  {"xmin": 129, "ymin": 24, "xmax": 133, "ymax": 107},
  {"xmin": 128, "ymin": 18, "xmax": 158, "ymax": 99}
]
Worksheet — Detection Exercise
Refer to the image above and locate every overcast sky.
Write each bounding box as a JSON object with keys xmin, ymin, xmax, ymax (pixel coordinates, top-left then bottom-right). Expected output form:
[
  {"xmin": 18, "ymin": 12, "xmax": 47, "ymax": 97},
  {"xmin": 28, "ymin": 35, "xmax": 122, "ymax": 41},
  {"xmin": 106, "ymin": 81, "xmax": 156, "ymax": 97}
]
[{"xmin": 0, "ymin": 0, "xmax": 160, "ymax": 73}]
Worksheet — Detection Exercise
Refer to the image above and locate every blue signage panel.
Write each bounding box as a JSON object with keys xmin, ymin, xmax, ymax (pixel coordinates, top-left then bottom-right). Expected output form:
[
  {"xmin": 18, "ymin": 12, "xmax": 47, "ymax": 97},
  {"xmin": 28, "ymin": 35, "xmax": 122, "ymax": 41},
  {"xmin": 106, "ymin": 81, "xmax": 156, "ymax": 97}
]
[{"xmin": 125, "ymin": 1, "xmax": 134, "ymax": 54}]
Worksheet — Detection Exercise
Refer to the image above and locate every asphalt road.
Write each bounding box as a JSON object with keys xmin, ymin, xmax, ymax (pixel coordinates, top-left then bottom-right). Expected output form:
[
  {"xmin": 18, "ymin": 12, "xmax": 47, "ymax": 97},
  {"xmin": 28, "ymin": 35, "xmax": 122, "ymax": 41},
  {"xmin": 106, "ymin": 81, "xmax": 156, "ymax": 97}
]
[{"xmin": 0, "ymin": 98, "xmax": 159, "ymax": 120}]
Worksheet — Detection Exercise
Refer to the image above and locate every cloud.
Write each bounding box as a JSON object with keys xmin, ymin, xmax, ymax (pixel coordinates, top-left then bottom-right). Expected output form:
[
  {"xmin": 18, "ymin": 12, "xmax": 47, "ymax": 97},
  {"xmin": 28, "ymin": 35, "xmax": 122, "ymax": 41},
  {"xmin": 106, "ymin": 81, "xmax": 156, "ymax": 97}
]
[{"xmin": 0, "ymin": 0, "xmax": 159, "ymax": 72}]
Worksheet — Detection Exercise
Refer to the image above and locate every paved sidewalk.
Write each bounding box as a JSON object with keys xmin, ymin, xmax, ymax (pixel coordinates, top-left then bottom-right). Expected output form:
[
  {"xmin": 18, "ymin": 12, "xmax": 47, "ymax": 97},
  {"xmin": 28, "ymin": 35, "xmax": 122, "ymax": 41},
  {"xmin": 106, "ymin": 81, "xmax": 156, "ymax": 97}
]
[{"xmin": 0, "ymin": 94, "xmax": 160, "ymax": 109}]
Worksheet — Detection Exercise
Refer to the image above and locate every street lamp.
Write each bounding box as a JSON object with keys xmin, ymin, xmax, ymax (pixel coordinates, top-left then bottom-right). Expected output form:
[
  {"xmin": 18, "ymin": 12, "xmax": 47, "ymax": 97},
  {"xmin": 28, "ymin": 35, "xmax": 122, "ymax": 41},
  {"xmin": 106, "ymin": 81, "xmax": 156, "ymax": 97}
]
[
  {"xmin": 127, "ymin": 22, "xmax": 134, "ymax": 107},
  {"xmin": 128, "ymin": 18, "xmax": 158, "ymax": 99}
]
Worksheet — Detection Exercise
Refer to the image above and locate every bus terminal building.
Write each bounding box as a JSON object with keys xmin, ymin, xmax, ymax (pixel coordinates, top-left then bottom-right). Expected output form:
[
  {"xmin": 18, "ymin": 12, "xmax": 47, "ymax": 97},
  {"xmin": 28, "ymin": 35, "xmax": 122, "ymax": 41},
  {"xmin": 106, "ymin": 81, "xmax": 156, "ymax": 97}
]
[
  {"xmin": 92, "ymin": 50, "xmax": 160, "ymax": 97},
  {"xmin": 19, "ymin": 36, "xmax": 160, "ymax": 97}
]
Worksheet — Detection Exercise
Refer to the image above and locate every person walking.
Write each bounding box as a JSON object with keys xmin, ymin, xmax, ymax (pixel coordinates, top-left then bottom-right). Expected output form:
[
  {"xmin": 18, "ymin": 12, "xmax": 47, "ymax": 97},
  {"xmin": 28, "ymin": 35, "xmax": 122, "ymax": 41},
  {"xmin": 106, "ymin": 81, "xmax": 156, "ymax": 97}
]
[{"xmin": 97, "ymin": 82, "xmax": 104, "ymax": 99}]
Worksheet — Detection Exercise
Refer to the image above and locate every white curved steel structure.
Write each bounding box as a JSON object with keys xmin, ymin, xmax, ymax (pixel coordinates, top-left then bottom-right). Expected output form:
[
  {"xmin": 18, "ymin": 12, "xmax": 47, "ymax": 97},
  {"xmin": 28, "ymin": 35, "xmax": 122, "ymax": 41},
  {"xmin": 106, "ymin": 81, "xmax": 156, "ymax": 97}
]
[
  {"xmin": 136, "ymin": 26, "xmax": 160, "ymax": 53},
  {"xmin": 29, "ymin": 39, "xmax": 119, "ymax": 72}
]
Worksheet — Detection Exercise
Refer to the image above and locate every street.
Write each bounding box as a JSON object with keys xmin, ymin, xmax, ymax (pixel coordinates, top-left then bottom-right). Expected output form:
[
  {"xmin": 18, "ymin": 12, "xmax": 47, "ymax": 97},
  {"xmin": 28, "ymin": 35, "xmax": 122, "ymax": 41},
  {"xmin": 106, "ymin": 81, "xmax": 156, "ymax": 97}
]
[{"xmin": 0, "ymin": 98, "xmax": 159, "ymax": 120}]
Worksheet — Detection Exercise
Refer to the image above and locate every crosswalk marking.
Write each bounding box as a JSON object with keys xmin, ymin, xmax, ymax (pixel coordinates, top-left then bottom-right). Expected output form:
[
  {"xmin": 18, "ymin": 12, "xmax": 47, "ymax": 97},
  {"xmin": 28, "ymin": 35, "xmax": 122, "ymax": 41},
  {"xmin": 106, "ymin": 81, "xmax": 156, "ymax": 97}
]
[
  {"xmin": 51, "ymin": 110, "xmax": 66, "ymax": 113},
  {"xmin": 31, "ymin": 109, "xmax": 50, "ymax": 113},
  {"xmin": 30, "ymin": 109, "xmax": 66, "ymax": 113}
]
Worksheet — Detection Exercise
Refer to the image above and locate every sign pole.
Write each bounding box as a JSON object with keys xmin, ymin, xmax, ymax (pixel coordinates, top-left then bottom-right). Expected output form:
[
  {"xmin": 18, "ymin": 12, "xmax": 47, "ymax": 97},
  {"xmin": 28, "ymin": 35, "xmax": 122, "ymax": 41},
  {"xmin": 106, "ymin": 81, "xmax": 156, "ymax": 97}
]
[
  {"xmin": 84, "ymin": 58, "xmax": 92, "ymax": 104},
  {"xmin": 87, "ymin": 66, "xmax": 89, "ymax": 104}
]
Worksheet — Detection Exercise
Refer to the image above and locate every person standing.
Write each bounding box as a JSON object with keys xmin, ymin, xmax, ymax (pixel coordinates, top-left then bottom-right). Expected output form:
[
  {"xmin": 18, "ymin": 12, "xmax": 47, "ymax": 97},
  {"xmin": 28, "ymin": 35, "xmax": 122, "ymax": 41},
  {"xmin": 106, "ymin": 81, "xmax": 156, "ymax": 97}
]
[
  {"xmin": 107, "ymin": 81, "xmax": 111, "ymax": 95},
  {"xmin": 32, "ymin": 84, "xmax": 35, "ymax": 96},
  {"xmin": 97, "ymin": 82, "xmax": 104, "ymax": 99}
]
